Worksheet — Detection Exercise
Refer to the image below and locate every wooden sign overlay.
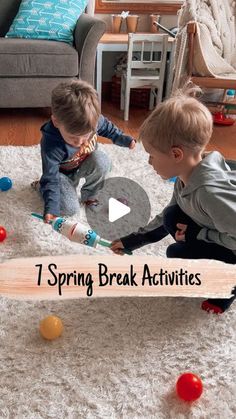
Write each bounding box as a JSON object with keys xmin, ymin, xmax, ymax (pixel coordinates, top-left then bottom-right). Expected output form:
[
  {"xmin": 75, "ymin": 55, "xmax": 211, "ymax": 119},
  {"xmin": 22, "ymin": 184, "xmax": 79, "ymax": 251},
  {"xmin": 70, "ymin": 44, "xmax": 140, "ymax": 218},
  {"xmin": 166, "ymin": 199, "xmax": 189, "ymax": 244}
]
[{"xmin": 0, "ymin": 255, "xmax": 235, "ymax": 300}]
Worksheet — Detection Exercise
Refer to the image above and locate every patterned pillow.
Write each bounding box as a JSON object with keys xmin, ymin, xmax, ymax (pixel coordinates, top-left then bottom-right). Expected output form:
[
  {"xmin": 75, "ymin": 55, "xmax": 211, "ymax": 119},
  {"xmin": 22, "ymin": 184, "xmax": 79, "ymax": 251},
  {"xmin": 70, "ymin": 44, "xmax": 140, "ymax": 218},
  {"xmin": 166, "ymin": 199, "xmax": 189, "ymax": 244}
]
[{"xmin": 5, "ymin": 0, "xmax": 88, "ymax": 44}]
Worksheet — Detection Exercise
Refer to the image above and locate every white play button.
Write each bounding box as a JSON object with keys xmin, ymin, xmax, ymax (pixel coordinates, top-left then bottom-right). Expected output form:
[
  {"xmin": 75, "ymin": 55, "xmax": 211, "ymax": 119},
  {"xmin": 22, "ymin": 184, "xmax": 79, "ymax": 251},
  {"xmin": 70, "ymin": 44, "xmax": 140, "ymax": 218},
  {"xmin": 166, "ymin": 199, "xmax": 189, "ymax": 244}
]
[
  {"xmin": 108, "ymin": 197, "xmax": 131, "ymax": 222},
  {"xmin": 85, "ymin": 177, "xmax": 151, "ymax": 241}
]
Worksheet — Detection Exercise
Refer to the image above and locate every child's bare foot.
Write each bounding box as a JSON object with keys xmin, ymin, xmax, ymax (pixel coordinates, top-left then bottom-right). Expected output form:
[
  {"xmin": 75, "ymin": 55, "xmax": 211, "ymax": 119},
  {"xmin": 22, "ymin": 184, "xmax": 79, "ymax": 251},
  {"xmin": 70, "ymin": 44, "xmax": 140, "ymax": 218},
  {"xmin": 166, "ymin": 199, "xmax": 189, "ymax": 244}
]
[
  {"xmin": 31, "ymin": 180, "xmax": 40, "ymax": 191},
  {"xmin": 83, "ymin": 199, "xmax": 99, "ymax": 211},
  {"xmin": 83, "ymin": 199, "xmax": 99, "ymax": 206}
]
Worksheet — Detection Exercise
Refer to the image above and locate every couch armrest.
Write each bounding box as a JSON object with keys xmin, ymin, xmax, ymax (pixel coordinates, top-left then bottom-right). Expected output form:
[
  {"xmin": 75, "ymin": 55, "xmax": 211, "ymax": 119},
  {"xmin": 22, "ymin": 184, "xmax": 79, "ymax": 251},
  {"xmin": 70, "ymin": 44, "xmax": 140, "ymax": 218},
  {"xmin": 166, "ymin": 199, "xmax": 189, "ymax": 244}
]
[{"xmin": 74, "ymin": 13, "xmax": 106, "ymax": 86}]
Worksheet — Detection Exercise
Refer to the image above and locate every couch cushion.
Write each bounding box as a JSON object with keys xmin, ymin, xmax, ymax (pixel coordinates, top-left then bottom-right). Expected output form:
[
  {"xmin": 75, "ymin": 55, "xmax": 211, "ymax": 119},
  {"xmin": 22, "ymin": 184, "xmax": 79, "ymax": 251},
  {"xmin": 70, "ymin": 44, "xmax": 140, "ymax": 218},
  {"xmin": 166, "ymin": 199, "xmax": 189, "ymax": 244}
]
[
  {"xmin": 5, "ymin": 0, "xmax": 88, "ymax": 45},
  {"xmin": 0, "ymin": 38, "xmax": 78, "ymax": 76}
]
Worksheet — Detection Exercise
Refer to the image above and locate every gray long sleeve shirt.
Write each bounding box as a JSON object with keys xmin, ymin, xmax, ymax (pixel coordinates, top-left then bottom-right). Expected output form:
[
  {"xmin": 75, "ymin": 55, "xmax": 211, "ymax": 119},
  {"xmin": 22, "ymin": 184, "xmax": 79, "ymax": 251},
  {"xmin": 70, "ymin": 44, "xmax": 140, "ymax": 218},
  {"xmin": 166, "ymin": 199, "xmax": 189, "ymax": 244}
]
[{"xmin": 121, "ymin": 151, "xmax": 236, "ymax": 255}]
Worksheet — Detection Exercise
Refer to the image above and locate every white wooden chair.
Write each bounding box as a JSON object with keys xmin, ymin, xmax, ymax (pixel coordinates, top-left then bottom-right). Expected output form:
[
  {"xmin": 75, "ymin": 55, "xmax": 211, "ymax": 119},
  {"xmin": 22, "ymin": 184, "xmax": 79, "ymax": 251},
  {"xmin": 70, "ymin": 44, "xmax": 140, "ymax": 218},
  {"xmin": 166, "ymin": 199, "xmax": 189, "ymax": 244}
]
[{"xmin": 120, "ymin": 33, "xmax": 169, "ymax": 121}]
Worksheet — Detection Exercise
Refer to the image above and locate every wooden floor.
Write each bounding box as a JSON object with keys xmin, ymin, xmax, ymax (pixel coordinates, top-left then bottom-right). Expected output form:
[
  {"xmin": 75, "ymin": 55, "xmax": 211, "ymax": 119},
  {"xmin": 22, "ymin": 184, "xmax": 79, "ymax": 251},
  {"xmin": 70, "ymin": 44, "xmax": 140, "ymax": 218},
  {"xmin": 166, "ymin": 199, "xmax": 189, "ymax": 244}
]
[{"xmin": 0, "ymin": 102, "xmax": 235, "ymax": 158}]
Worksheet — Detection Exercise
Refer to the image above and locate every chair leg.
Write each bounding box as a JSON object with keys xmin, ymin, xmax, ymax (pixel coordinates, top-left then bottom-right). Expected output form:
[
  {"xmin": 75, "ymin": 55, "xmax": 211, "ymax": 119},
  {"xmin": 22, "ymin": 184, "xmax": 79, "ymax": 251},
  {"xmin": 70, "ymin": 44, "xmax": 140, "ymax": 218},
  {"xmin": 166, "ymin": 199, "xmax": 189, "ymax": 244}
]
[
  {"xmin": 124, "ymin": 84, "xmax": 131, "ymax": 121},
  {"xmin": 156, "ymin": 85, "xmax": 163, "ymax": 104},
  {"xmin": 149, "ymin": 89, "xmax": 155, "ymax": 110},
  {"xmin": 220, "ymin": 89, "xmax": 227, "ymax": 112},
  {"xmin": 120, "ymin": 76, "xmax": 125, "ymax": 111}
]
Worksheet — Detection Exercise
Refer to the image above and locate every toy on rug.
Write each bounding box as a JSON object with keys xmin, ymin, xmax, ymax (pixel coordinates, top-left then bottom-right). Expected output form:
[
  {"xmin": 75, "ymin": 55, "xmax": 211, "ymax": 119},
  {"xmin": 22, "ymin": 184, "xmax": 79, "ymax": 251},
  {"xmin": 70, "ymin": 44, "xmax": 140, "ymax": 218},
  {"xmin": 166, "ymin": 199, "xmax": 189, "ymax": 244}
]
[
  {"xmin": 168, "ymin": 177, "xmax": 177, "ymax": 183},
  {"xmin": 39, "ymin": 315, "xmax": 63, "ymax": 340},
  {"xmin": 176, "ymin": 372, "xmax": 203, "ymax": 402},
  {"xmin": 31, "ymin": 213, "xmax": 132, "ymax": 255},
  {"xmin": 0, "ymin": 176, "xmax": 12, "ymax": 191},
  {"xmin": 0, "ymin": 226, "xmax": 7, "ymax": 242}
]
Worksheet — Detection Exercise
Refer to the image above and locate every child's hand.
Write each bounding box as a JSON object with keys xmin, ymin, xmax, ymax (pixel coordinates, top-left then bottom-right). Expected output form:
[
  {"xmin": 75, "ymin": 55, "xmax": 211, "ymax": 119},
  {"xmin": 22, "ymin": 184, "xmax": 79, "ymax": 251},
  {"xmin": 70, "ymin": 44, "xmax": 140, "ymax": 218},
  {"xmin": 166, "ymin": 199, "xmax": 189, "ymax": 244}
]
[
  {"xmin": 44, "ymin": 213, "xmax": 57, "ymax": 224},
  {"xmin": 175, "ymin": 223, "xmax": 187, "ymax": 241},
  {"xmin": 129, "ymin": 139, "xmax": 136, "ymax": 149},
  {"xmin": 110, "ymin": 239, "xmax": 125, "ymax": 255}
]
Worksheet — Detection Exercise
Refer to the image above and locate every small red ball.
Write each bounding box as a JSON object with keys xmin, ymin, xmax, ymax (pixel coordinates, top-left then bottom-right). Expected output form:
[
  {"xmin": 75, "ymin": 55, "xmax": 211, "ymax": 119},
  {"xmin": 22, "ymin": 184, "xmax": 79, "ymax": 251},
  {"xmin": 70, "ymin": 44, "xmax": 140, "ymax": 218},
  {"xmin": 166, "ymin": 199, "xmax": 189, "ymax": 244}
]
[
  {"xmin": 0, "ymin": 226, "xmax": 7, "ymax": 242},
  {"xmin": 176, "ymin": 372, "xmax": 203, "ymax": 402}
]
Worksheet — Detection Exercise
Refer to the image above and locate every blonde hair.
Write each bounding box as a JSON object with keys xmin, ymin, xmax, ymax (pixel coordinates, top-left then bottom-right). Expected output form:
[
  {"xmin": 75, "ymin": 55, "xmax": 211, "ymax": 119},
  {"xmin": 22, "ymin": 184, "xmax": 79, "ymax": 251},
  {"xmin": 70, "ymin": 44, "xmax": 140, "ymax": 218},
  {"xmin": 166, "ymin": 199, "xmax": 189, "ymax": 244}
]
[
  {"xmin": 139, "ymin": 86, "xmax": 213, "ymax": 153},
  {"xmin": 51, "ymin": 80, "xmax": 100, "ymax": 134}
]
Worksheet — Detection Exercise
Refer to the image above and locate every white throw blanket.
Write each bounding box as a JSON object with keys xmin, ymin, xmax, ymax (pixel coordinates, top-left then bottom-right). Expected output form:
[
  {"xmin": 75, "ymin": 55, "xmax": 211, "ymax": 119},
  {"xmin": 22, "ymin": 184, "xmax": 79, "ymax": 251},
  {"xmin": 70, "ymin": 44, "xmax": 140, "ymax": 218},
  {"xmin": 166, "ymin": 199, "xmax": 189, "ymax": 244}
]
[{"xmin": 173, "ymin": 0, "xmax": 236, "ymax": 89}]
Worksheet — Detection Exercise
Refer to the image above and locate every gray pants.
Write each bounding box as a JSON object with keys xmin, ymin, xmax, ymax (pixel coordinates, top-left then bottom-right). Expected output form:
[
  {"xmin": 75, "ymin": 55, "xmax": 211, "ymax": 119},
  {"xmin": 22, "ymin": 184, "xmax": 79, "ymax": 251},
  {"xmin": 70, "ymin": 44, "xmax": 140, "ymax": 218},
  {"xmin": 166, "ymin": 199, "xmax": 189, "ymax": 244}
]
[{"xmin": 45, "ymin": 149, "xmax": 110, "ymax": 217}]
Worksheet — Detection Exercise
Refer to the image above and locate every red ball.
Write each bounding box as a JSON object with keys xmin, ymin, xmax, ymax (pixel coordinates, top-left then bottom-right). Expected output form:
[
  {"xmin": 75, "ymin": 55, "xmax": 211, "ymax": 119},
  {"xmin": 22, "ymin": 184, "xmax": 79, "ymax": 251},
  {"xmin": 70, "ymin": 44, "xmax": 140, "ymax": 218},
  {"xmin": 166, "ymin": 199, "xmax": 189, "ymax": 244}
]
[
  {"xmin": 0, "ymin": 226, "xmax": 7, "ymax": 242},
  {"xmin": 176, "ymin": 372, "xmax": 203, "ymax": 402}
]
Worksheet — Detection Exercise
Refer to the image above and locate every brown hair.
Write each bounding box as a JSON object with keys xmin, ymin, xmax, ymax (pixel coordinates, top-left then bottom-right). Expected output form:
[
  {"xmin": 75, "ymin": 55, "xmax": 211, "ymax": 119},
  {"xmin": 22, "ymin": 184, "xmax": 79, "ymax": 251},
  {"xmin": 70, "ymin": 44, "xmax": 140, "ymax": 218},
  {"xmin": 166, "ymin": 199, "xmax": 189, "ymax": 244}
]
[
  {"xmin": 139, "ymin": 85, "xmax": 213, "ymax": 153},
  {"xmin": 51, "ymin": 80, "xmax": 100, "ymax": 134}
]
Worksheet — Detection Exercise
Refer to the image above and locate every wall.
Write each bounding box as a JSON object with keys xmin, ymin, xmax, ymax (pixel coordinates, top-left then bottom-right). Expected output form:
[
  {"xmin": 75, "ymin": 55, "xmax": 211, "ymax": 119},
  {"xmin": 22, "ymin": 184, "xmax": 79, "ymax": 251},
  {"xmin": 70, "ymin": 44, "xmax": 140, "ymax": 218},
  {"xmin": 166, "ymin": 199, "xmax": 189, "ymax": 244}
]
[{"xmin": 96, "ymin": 14, "xmax": 178, "ymax": 32}]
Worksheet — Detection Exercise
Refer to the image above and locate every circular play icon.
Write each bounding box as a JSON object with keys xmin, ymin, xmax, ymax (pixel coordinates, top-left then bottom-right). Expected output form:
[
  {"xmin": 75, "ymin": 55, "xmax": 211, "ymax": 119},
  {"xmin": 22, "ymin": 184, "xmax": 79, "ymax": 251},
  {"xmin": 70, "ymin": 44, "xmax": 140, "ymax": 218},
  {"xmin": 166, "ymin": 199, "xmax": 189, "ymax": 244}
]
[{"xmin": 85, "ymin": 177, "xmax": 151, "ymax": 241}]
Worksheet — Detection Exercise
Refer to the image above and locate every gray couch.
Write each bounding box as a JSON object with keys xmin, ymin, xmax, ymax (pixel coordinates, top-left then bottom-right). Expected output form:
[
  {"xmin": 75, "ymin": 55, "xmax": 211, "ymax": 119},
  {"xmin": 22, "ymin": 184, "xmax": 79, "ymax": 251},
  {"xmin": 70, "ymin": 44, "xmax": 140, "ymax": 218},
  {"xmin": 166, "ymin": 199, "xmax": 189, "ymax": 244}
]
[{"xmin": 0, "ymin": 0, "xmax": 106, "ymax": 108}]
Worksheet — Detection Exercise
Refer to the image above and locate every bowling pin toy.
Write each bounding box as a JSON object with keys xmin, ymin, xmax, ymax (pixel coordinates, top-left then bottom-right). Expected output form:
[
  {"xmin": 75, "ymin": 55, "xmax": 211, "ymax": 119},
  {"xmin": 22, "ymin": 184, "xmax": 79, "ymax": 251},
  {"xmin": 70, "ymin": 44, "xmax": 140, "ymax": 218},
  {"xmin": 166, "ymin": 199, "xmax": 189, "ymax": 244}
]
[{"xmin": 31, "ymin": 213, "xmax": 132, "ymax": 255}]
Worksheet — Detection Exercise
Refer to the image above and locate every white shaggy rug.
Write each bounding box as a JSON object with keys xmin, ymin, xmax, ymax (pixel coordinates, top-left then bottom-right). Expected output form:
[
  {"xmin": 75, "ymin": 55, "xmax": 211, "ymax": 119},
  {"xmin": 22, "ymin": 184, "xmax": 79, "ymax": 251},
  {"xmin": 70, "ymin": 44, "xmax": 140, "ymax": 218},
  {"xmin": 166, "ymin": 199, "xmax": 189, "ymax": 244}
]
[{"xmin": 0, "ymin": 144, "xmax": 235, "ymax": 418}]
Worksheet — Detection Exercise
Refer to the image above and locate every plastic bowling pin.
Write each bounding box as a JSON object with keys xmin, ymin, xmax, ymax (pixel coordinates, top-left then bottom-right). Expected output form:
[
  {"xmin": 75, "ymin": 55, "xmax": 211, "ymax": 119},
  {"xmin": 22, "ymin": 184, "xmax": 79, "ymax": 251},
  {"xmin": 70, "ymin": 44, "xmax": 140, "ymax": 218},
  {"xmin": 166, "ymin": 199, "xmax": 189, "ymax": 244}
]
[
  {"xmin": 52, "ymin": 217, "xmax": 101, "ymax": 248},
  {"xmin": 31, "ymin": 213, "xmax": 132, "ymax": 254}
]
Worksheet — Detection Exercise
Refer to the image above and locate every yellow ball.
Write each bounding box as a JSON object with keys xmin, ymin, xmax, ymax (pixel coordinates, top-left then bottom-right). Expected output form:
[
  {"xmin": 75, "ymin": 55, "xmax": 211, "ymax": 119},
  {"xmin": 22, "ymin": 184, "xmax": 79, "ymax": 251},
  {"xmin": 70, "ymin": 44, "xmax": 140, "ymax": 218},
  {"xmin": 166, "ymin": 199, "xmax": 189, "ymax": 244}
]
[{"xmin": 39, "ymin": 315, "xmax": 63, "ymax": 340}]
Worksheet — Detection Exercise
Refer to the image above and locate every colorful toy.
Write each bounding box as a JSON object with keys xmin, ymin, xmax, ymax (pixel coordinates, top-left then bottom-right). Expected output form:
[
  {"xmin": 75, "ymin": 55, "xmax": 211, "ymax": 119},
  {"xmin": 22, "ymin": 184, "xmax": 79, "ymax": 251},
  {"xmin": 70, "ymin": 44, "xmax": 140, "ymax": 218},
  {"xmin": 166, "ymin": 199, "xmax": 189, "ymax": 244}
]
[
  {"xmin": 39, "ymin": 315, "xmax": 63, "ymax": 340},
  {"xmin": 176, "ymin": 372, "xmax": 203, "ymax": 402},
  {"xmin": 0, "ymin": 176, "xmax": 12, "ymax": 191},
  {"xmin": 212, "ymin": 90, "xmax": 236, "ymax": 126},
  {"xmin": 225, "ymin": 89, "xmax": 236, "ymax": 113},
  {"xmin": 31, "ymin": 213, "xmax": 132, "ymax": 255},
  {"xmin": 169, "ymin": 177, "xmax": 177, "ymax": 183},
  {"xmin": 213, "ymin": 111, "xmax": 235, "ymax": 126},
  {"xmin": 0, "ymin": 226, "xmax": 7, "ymax": 242}
]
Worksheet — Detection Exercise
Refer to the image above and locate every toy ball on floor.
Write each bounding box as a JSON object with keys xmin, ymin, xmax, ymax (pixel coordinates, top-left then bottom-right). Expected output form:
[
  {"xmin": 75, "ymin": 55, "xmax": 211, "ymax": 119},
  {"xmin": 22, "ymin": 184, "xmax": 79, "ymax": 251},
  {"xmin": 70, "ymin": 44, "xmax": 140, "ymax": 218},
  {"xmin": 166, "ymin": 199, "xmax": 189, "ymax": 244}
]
[
  {"xmin": 0, "ymin": 176, "xmax": 12, "ymax": 191},
  {"xmin": 176, "ymin": 372, "xmax": 203, "ymax": 402},
  {"xmin": 0, "ymin": 226, "xmax": 7, "ymax": 242},
  {"xmin": 39, "ymin": 315, "xmax": 63, "ymax": 340}
]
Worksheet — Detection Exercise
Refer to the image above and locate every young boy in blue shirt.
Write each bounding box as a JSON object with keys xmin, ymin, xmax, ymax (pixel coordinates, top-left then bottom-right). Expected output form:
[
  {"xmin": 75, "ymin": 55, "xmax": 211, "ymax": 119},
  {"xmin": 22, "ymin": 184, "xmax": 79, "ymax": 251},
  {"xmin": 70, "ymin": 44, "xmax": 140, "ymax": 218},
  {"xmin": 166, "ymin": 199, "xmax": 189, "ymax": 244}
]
[
  {"xmin": 111, "ymin": 87, "xmax": 236, "ymax": 314},
  {"xmin": 32, "ymin": 80, "xmax": 135, "ymax": 224}
]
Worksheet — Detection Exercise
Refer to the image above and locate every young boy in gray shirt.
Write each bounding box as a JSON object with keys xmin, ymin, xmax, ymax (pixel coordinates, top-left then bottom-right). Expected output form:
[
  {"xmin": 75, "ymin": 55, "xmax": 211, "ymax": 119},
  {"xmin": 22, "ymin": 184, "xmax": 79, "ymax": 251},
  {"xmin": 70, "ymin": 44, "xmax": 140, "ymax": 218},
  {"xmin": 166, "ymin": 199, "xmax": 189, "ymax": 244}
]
[{"xmin": 111, "ymin": 87, "xmax": 236, "ymax": 314}]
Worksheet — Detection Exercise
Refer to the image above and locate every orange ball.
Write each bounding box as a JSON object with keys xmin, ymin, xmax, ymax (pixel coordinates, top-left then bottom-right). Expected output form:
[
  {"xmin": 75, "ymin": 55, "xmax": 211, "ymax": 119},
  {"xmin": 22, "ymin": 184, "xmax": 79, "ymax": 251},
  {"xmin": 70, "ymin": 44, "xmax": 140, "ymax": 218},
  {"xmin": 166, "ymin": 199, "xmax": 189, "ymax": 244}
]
[{"xmin": 39, "ymin": 315, "xmax": 63, "ymax": 340}]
